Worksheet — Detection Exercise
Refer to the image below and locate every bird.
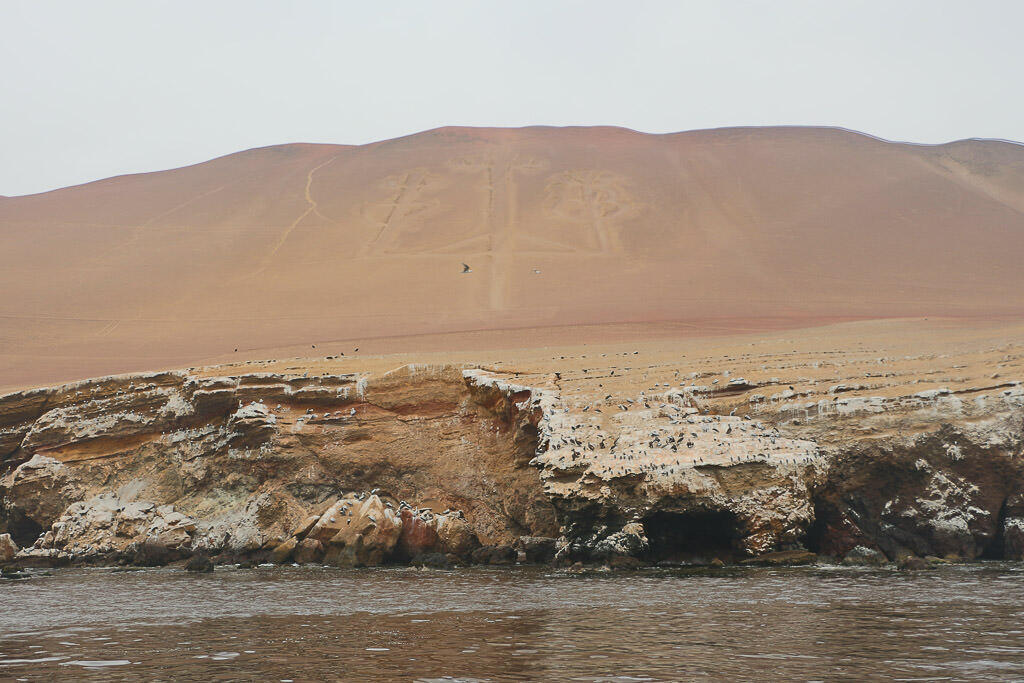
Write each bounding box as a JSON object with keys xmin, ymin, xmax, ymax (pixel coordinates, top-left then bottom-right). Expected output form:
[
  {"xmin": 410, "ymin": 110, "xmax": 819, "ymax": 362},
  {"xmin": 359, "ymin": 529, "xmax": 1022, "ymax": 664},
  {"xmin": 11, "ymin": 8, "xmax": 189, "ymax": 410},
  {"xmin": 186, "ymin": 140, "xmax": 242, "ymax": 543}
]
[
  {"xmin": 462, "ymin": 263, "xmax": 472, "ymax": 274},
  {"xmin": 533, "ymin": 269, "xmax": 541, "ymax": 274}
]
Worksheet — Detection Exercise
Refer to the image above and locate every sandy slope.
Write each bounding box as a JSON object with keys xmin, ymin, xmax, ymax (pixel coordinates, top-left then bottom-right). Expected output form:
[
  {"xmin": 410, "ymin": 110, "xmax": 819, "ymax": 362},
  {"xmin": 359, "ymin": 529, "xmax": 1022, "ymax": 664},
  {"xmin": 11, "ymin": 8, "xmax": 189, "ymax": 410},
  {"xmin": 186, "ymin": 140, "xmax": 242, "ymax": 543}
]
[{"xmin": 3, "ymin": 126, "xmax": 1024, "ymax": 388}]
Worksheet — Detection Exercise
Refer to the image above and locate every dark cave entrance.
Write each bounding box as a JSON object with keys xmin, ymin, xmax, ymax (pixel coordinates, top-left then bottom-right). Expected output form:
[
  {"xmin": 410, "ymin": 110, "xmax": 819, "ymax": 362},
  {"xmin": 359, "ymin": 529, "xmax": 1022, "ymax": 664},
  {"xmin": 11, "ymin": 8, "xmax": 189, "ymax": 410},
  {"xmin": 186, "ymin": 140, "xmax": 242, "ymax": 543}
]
[
  {"xmin": 801, "ymin": 499, "xmax": 830, "ymax": 555},
  {"xmin": 981, "ymin": 498, "xmax": 1009, "ymax": 560},
  {"xmin": 641, "ymin": 509, "xmax": 741, "ymax": 564},
  {"xmin": 5, "ymin": 510, "xmax": 43, "ymax": 548}
]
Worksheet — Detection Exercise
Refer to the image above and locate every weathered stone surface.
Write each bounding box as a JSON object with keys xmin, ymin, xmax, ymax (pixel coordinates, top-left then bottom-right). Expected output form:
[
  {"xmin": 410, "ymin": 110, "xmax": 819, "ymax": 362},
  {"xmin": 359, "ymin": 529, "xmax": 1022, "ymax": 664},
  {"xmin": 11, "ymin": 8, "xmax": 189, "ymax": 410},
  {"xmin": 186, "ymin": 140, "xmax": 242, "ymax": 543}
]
[
  {"xmin": 594, "ymin": 522, "xmax": 649, "ymax": 560},
  {"xmin": 841, "ymin": 546, "xmax": 887, "ymax": 566},
  {"xmin": 471, "ymin": 544, "xmax": 517, "ymax": 565},
  {"xmin": 741, "ymin": 549, "xmax": 816, "ymax": 566},
  {"xmin": 184, "ymin": 553, "xmax": 214, "ymax": 572},
  {"xmin": 1, "ymin": 362, "xmax": 1024, "ymax": 568},
  {"xmin": 897, "ymin": 555, "xmax": 932, "ymax": 571},
  {"xmin": 435, "ymin": 514, "xmax": 479, "ymax": 558},
  {"xmin": 224, "ymin": 402, "xmax": 276, "ymax": 445},
  {"xmin": 0, "ymin": 533, "xmax": 17, "ymax": 562},
  {"xmin": 410, "ymin": 552, "xmax": 450, "ymax": 568},
  {"xmin": 397, "ymin": 508, "xmax": 440, "ymax": 559},
  {"xmin": 810, "ymin": 424, "xmax": 1020, "ymax": 561},
  {"xmin": 518, "ymin": 536, "xmax": 557, "ymax": 564},
  {"xmin": 26, "ymin": 494, "xmax": 196, "ymax": 564},
  {"xmin": 1004, "ymin": 519, "xmax": 1024, "ymax": 560},
  {"xmin": 292, "ymin": 514, "xmax": 320, "ymax": 539},
  {"xmin": 1001, "ymin": 494, "xmax": 1024, "ymax": 560},
  {"xmin": 293, "ymin": 538, "xmax": 323, "ymax": 564},
  {"xmin": 1, "ymin": 454, "xmax": 83, "ymax": 546},
  {"xmin": 322, "ymin": 495, "xmax": 402, "ymax": 567},
  {"xmin": 0, "ymin": 367, "xmax": 556, "ymax": 565},
  {"xmin": 270, "ymin": 536, "xmax": 298, "ymax": 563}
]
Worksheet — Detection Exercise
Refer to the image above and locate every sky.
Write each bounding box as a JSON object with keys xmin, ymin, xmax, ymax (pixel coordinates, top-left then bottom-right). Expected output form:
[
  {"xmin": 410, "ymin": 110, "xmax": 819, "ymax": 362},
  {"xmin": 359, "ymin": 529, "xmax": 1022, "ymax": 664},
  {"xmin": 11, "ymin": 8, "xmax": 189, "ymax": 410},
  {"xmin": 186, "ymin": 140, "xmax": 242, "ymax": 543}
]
[{"xmin": 2, "ymin": 0, "xmax": 1022, "ymax": 196}]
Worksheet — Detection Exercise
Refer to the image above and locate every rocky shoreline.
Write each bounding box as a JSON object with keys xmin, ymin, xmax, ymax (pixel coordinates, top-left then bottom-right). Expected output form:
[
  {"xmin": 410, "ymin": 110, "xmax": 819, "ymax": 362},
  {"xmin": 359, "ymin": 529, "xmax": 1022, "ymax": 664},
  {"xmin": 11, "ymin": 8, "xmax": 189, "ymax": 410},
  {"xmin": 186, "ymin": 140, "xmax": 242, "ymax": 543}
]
[{"xmin": 3, "ymin": 362, "xmax": 1024, "ymax": 572}]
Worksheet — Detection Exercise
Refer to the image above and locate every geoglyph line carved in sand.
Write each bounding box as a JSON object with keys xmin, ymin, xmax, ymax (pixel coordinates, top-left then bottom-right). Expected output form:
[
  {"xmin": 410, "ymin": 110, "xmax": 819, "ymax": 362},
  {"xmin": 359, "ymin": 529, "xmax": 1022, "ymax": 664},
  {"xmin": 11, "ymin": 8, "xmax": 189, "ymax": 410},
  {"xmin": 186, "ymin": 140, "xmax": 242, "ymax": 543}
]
[
  {"xmin": 541, "ymin": 169, "xmax": 640, "ymax": 254},
  {"xmin": 355, "ymin": 158, "xmax": 639, "ymax": 311},
  {"xmin": 251, "ymin": 155, "xmax": 340, "ymax": 275},
  {"xmin": 358, "ymin": 168, "xmax": 441, "ymax": 257}
]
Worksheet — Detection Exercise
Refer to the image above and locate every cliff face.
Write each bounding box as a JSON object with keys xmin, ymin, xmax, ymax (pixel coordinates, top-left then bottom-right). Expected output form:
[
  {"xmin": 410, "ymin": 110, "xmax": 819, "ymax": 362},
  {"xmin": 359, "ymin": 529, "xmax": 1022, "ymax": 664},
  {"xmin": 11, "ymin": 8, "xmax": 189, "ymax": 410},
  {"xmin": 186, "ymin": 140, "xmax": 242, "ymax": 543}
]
[
  {"xmin": 2, "ymin": 362, "xmax": 1023, "ymax": 567},
  {"xmin": 0, "ymin": 366, "xmax": 556, "ymax": 566},
  {"xmin": 535, "ymin": 379, "xmax": 1024, "ymax": 565}
]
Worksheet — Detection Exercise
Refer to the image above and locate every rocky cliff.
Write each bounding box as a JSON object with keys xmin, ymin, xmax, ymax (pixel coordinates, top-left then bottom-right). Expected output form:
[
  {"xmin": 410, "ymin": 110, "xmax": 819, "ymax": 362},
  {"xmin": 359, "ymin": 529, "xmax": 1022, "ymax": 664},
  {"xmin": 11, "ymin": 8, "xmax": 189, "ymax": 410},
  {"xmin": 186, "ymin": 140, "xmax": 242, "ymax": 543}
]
[{"xmin": 2, "ymin": 360, "xmax": 1023, "ymax": 568}]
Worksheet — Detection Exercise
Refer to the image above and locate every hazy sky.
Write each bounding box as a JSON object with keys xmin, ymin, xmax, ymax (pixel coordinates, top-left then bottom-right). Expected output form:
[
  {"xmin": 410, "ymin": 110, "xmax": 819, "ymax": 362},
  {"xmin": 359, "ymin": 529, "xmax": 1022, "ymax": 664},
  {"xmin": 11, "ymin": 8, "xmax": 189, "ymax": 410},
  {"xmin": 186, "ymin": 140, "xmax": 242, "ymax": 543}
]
[{"xmin": 3, "ymin": 0, "xmax": 1022, "ymax": 196}]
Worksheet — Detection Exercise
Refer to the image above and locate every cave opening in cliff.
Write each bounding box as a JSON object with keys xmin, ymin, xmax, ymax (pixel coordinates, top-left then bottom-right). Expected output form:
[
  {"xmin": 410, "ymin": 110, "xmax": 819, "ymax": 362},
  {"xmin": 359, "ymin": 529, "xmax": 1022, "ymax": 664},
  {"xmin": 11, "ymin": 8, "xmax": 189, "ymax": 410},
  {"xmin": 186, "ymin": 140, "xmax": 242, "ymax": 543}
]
[
  {"xmin": 641, "ymin": 509, "xmax": 740, "ymax": 564},
  {"xmin": 980, "ymin": 498, "xmax": 1009, "ymax": 560},
  {"xmin": 4, "ymin": 510, "xmax": 42, "ymax": 548},
  {"xmin": 801, "ymin": 500, "xmax": 830, "ymax": 555}
]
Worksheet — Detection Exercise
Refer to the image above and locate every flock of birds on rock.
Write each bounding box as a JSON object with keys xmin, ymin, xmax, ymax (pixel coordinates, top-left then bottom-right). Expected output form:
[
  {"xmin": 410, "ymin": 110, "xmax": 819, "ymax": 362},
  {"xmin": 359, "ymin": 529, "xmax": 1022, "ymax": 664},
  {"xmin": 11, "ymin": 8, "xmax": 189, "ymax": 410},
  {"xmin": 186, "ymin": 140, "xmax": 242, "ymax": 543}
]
[{"xmin": 537, "ymin": 389, "xmax": 825, "ymax": 485}]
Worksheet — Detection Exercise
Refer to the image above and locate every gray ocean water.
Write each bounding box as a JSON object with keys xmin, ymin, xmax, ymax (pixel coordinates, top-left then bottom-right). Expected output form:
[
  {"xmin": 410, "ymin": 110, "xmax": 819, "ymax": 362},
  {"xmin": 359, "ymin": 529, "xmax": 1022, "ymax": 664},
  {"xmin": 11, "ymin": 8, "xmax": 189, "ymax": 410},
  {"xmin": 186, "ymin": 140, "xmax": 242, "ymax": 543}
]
[{"xmin": 2, "ymin": 564, "xmax": 1024, "ymax": 681}]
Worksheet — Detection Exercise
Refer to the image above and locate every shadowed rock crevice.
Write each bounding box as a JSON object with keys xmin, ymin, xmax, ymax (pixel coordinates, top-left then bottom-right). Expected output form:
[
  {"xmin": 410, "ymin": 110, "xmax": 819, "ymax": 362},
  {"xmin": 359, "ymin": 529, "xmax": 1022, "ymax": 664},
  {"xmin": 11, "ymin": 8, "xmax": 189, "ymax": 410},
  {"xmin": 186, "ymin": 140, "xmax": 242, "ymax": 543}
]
[
  {"xmin": 4, "ymin": 508, "xmax": 42, "ymax": 548},
  {"xmin": 806, "ymin": 424, "xmax": 1024, "ymax": 561},
  {"xmin": 640, "ymin": 509, "xmax": 741, "ymax": 564}
]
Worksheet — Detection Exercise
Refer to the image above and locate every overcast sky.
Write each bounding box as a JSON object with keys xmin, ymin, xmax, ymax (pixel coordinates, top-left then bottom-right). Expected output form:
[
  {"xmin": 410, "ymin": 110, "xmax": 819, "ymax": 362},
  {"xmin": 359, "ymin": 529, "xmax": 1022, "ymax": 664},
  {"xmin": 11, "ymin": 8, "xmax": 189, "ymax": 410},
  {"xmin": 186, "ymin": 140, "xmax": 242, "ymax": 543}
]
[{"xmin": 3, "ymin": 0, "xmax": 1022, "ymax": 196}]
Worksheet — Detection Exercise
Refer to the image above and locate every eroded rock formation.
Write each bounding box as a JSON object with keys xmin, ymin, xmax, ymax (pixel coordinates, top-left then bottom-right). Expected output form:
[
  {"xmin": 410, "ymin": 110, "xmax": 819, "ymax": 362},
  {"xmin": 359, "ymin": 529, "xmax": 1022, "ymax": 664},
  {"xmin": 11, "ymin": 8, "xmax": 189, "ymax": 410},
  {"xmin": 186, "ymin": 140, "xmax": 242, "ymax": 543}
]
[
  {"xmin": 2, "ymin": 363, "xmax": 1024, "ymax": 568},
  {"xmin": 0, "ymin": 366, "xmax": 555, "ymax": 566}
]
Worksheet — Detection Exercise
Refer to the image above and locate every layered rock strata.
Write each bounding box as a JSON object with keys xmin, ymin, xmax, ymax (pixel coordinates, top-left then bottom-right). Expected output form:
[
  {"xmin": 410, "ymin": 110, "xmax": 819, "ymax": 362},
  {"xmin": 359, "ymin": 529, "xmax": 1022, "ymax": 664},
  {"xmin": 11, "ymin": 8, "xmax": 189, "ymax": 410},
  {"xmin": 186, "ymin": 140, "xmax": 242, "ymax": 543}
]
[{"xmin": 2, "ymin": 364, "xmax": 1023, "ymax": 568}]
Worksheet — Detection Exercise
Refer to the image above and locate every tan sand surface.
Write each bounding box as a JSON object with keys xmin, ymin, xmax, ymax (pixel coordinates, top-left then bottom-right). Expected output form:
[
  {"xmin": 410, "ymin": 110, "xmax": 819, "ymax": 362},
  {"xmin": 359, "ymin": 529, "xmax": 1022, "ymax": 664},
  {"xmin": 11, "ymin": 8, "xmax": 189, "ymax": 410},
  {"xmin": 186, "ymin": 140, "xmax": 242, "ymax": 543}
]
[
  {"xmin": 3, "ymin": 126, "xmax": 1024, "ymax": 388},
  {"xmin": 192, "ymin": 316, "xmax": 1024, "ymax": 421}
]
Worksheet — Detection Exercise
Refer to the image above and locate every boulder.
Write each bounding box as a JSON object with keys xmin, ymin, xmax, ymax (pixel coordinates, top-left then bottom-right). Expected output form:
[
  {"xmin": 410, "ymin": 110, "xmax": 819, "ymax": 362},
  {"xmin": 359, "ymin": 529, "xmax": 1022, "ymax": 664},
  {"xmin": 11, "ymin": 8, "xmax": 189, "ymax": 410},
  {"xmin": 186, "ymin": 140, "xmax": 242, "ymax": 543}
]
[
  {"xmin": 36, "ymin": 494, "xmax": 196, "ymax": 563},
  {"xmin": 397, "ymin": 508, "xmax": 440, "ymax": 558},
  {"xmin": 841, "ymin": 546, "xmax": 887, "ymax": 567},
  {"xmin": 608, "ymin": 555, "xmax": 644, "ymax": 569},
  {"xmin": 306, "ymin": 498, "xmax": 358, "ymax": 545},
  {"xmin": 132, "ymin": 536, "xmax": 182, "ymax": 567},
  {"xmin": 897, "ymin": 555, "xmax": 932, "ymax": 571},
  {"xmin": 321, "ymin": 495, "xmax": 402, "ymax": 567},
  {"xmin": 517, "ymin": 536, "xmax": 557, "ymax": 564},
  {"xmin": 593, "ymin": 522, "xmax": 648, "ymax": 560},
  {"xmin": 435, "ymin": 513, "xmax": 479, "ymax": 558},
  {"xmin": 410, "ymin": 552, "xmax": 450, "ymax": 569},
  {"xmin": 741, "ymin": 549, "xmax": 817, "ymax": 566},
  {"xmin": 471, "ymin": 544, "xmax": 517, "ymax": 565},
  {"xmin": 184, "ymin": 553, "xmax": 215, "ymax": 572},
  {"xmin": 1001, "ymin": 495, "xmax": 1024, "ymax": 560},
  {"xmin": 291, "ymin": 513, "xmax": 321, "ymax": 538},
  {"xmin": 0, "ymin": 533, "xmax": 18, "ymax": 563},
  {"xmin": 293, "ymin": 538, "xmax": 324, "ymax": 564},
  {"xmin": 270, "ymin": 537, "xmax": 298, "ymax": 563}
]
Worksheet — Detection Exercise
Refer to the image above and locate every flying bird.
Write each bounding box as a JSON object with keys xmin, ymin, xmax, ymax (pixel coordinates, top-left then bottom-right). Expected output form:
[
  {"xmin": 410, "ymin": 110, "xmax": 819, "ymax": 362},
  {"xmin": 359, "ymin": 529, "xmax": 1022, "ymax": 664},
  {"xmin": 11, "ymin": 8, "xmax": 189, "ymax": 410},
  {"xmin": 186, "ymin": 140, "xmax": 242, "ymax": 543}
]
[{"xmin": 462, "ymin": 263, "xmax": 472, "ymax": 274}]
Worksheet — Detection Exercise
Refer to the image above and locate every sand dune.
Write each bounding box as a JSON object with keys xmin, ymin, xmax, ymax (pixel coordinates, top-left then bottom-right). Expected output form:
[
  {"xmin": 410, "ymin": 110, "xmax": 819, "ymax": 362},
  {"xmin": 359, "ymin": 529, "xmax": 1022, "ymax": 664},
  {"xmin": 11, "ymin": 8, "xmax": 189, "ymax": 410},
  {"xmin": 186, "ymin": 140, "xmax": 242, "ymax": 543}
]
[{"xmin": 3, "ymin": 125, "xmax": 1024, "ymax": 388}]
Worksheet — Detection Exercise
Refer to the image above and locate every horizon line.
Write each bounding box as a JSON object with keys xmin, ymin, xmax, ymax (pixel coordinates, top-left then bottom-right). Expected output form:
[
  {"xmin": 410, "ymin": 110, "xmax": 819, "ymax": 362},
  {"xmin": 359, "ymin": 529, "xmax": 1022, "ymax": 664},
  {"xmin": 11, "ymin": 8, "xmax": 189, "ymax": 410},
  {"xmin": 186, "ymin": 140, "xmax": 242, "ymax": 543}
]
[{"xmin": 4, "ymin": 123, "xmax": 1023, "ymax": 199}]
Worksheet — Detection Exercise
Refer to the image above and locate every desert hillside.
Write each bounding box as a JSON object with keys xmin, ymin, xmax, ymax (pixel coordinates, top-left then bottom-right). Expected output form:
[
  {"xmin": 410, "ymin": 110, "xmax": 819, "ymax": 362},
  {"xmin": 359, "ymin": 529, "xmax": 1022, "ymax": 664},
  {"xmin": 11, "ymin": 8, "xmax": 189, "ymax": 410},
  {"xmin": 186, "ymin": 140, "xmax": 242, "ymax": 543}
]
[{"xmin": 3, "ymin": 126, "xmax": 1024, "ymax": 388}]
